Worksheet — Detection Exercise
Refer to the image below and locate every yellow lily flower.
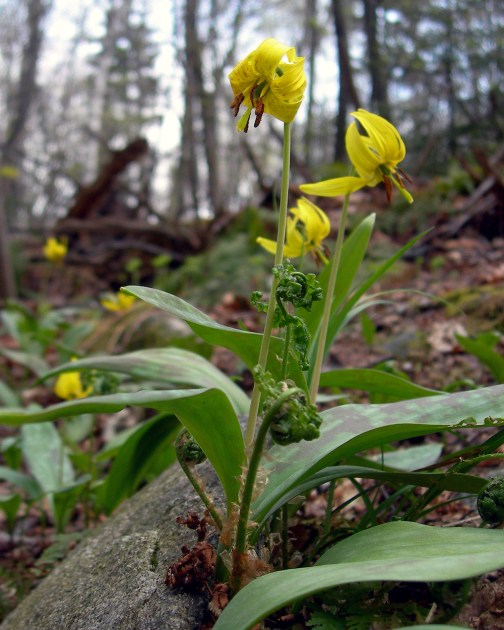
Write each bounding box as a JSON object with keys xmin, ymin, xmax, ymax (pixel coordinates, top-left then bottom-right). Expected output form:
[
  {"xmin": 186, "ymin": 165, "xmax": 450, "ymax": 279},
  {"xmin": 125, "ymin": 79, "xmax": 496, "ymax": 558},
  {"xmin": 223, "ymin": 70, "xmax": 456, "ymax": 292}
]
[
  {"xmin": 100, "ymin": 291, "xmax": 137, "ymax": 312},
  {"xmin": 257, "ymin": 198, "xmax": 330, "ymax": 261},
  {"xmin": 43, "ymin": 237, "xmax": 67, "ymax": 263},
  {"xmin": 229, "ymin": 38, "xmax": 306, "ymax": 131},
  {"xmin": 54, "ymin": 368, "xmax": 92, "ymax": 401},
  {"xmin": 301, "ymin": 109, "xmax": 413, "ymax": 203}
]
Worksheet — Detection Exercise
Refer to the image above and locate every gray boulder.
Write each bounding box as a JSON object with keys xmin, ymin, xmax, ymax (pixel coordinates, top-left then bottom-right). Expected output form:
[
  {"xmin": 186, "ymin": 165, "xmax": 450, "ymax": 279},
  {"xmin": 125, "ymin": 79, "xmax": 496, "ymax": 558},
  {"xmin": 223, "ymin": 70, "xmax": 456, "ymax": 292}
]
[{"xmin": 1, "ymin": 464, "xmax": 217, "ymax": 630}]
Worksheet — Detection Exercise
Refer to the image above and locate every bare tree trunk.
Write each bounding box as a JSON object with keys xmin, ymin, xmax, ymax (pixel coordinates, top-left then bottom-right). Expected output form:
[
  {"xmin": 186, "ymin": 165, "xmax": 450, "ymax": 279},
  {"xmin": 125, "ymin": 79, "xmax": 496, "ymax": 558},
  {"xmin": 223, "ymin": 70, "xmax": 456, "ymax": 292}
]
[
  {"xmin": 87, "ymin": 0, "xmax": 133, "ymax": 178},
  {"xmin": 363, "ymin": 0, "xmax": 389, "ymax": 118},
  {"xmin": 0, "ymin": 181, "xmax": 16, "ymax": 301},
  {"xmin": 331, "ymin": 0, "xmax": 361, "ymax": 161},
  {"xmin": 303, "ymin": 0, "xmax": 319, "ymax": 169},
  {"xmin": 4, "ymin": 0, "xmax": 50, "ymax": 159},
  {"xmin": 184, "ymin": 0, "xmax": 221, "ymax": 216}
]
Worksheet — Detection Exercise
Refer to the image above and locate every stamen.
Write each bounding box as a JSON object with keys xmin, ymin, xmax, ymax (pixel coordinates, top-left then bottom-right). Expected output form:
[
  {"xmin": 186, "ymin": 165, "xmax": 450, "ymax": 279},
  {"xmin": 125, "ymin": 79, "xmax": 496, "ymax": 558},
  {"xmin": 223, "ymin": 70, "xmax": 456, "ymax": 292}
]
[
  {"xmin": 397, "ymin": 167, "xmax": 413, "ymax": 183},
  {"xmin": 383, "ymin": 176, "xmax": 393, "ymax": 203},
  {"xmin": 230, "ymin": 93, "xmax": 244, "ymax": 117},
  {"xmin": 254, "ymin": 99, "xmax": 265, "ymax": 128}
]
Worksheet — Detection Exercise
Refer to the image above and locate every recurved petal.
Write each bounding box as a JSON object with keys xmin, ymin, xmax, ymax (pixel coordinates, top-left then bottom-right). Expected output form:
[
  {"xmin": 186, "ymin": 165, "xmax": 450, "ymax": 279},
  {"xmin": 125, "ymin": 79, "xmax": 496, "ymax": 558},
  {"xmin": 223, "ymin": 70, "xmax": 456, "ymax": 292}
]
[
  {"xmin": 264, "ymin": 92, "xmax": 303, "ymax": 123},
  {"xmin": 253, "ymin": 38, "xmax": 295, "ymax": 80},
  {"xmin": 346, "ymin": 122, "xmax": 382, "ymax": 179},
  {"xmin": 300, "ymin": 176, "xmax": 367, "ymax": 197},
  {"xmin": 352, "ymin": 109, "xmax": 406, "ymax": 163},
  {"xmin": 256, "ymin": 236, "xmax": 279, "ymax": 255},
  {"xmin": 229, "ymin": 53, "xmax": 259, "ymax": 104},
  {"xmin": 265, "ymin": 64, "xmax": 306, "ymax": 122},
  {"xmin": 284, "ymin": 216, "xmax": 306, "ymax": 256},
  {"xmin": 294, "ymin": 198, "xmax": 330, "ymax": 242}
]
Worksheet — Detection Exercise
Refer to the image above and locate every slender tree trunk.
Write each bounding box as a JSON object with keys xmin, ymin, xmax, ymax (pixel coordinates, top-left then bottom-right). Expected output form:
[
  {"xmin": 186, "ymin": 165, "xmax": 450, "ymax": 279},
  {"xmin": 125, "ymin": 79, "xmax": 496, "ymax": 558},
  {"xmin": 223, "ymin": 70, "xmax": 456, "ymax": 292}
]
[
  {"xmin": 303, "ymin": 0, "xmax": 319, "ymax": 169},
  {"xmin": 184, "ymin": 0, "xmax": 220, "ymax": 217},
  {"xmin": 331, "ymin": 0, "xmax": 361, "ymax": 161},
  {"xmin": 0, "ymin": 182, "xmax": 16, "ymax": 301},
  {"xmin": 87, "ymin": 0, "xmax": 133, "ymax": 178},
  {"xmin": 363, "ymin": 0, "xmax": 389, "ymax": 118}
]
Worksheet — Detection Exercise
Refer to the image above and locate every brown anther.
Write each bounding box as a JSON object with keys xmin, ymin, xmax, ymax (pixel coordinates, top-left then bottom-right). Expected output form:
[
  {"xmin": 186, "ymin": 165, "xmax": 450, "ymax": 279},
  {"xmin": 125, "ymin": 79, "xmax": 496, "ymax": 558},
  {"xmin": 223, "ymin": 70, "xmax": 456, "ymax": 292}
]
[
  {"xmin": 395, "ymin": 171, "xmax": 405, "ymax": 189},
  {"xmin": 254, "ymin": 99, "xmax": 265, "ymax": 128},
  {"xmin": 383, "ymin": 175, "xmax": 393, "ymax": 202},
  {"xmin": 397, "ymin": 166, "xmax": 413, "ymax": 183},
  {"xmin": 243, "ymin": 112, "xmax": 251, "ymax": 133},
  {"xmin": 230, "ymin": 93, "xmax": 244, "ymax": 117}
]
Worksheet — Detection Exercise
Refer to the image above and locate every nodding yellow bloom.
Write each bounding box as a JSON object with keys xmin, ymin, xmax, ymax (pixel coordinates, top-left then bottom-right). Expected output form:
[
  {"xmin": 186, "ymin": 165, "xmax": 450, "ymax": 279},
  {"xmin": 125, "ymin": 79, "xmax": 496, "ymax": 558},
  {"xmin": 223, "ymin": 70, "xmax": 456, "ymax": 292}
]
[
  {"xmin": 301, "ymin": 109, "xmax": 413, "ymax": 203},
  {"xmin": 54, "ymin": 366, "xmax": 92, "ymax": 401},
  {"xmin": 43, "ymin": 237, "xmax": 67, "ymax": 263},
  {"xmin": 229, "ymin": 38, "xmax": 306, "ymax": 131},
  {"xmin": 100, "ymin": 291, "xmax": 137, "ymax": 312},
  {"xmin": 257, "ymin": 198, "xmax": 330, "ymax": 262}
]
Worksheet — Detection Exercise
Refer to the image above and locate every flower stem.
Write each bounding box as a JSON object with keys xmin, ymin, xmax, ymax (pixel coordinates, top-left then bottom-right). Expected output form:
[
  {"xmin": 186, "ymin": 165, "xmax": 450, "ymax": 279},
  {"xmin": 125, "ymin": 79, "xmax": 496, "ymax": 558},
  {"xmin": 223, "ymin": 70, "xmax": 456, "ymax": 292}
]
[
  {"xmin": 245, "ymin": 122, "xmax": 291, "ymax": 448},
  {"xmin": 309, "ymin": 193, "xmax": 351, "ymax": 403},
  {"xmin": 232, "ymin": 387, "xmax": 301, "ymax": 589}
]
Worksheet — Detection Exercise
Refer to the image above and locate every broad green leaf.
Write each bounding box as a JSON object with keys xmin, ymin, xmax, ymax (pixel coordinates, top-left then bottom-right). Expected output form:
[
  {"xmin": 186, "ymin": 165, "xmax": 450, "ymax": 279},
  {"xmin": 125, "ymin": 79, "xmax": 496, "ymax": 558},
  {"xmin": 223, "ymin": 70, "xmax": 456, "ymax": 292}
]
[
  {"xmin": 307, "ymin": 230, "xmax": 430, "ymax": 381},
  {"xmin": 252, "ymin": 385, "xmax": 504, "ymax": 525},
  {"xmin": 0, "ymin": 465, "xmax": 42, "ymax": 499},
  {"xmin": 102, "ymin": 413, "xmax": 179, "ymax": 514},
  {"xmin": 320, "ymin": 368, "xmax": 442, "ymax": 399},
  {"xmin": 21, "ymin": 422, "xmax": 74, "ymax": 495},
  {"xmin": 123, "ymin": 286, "xmax": 307, "ymax": 392},
  {"xmin": 215, "ymin": 523, "xmax": 504, "ymax": 630},
  {"xmin": 1, "ymin": 388, "xmax": 245, "ymax": 508},
  {"xmin": 318, "ymin": 521, "xmax": 501, "ymax": 565},
  {"xmin": 42, "ymin": 348, "xmax": 250, "ymax": 414},
  {"xmin": 0, "ymin": 347, "xmax": 48, "ymax": 377},
  {"xmin": 303, "ymin": 214, "xmax": 376, "ymax": 340},
  {"xmin": 0, "ymin": 380, "xmax": 19, "ymax": 407}
]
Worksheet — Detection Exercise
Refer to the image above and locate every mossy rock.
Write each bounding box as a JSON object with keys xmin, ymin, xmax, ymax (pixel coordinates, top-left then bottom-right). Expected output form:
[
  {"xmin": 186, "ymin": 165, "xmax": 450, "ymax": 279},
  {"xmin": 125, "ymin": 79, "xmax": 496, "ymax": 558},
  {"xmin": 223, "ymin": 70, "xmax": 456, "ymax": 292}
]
[{"xmin": 1, "ymin": 464, "xmax": 218, "ymax": 630}]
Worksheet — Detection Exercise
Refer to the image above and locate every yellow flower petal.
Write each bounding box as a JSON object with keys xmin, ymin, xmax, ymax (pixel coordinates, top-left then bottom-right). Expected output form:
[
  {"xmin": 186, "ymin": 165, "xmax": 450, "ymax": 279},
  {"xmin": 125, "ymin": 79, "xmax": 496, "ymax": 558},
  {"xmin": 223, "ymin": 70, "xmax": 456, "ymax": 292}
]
[
  {"xmin": 100, "ymin": 291, "xmax": 136, "ymax": 312},
  {"xmin": 43, "ymin": 237, "xmax": 67, "ymax": 263},
  {"xmin": 300, "ymin": 176, "xmax": 366, "ymax": 197},
  {"xmin": 256, "ymin": 237, "xmax": 278, "ymax": 255},
  {"xmin": 302, "ymin": 110, "xmax": 412, "ymax": 202},
  {"xmin": 229, "ymin": 38, "xmax": 306, "ymax": 128},
  {"xmin": 54, "ymin": 371, "xmax": 91, "ymax": 400},
  {"xmin": 257, "ymin": 198, "xmax": 330, "ymax": 258}
]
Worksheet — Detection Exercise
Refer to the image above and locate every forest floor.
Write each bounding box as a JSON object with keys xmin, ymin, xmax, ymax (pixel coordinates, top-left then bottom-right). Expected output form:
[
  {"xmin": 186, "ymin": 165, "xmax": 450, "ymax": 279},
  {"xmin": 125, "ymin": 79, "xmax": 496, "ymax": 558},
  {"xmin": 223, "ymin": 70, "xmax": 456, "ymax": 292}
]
[{"xmin": 1, "ymin": 203, "xmax": 504, "ymax": 627}]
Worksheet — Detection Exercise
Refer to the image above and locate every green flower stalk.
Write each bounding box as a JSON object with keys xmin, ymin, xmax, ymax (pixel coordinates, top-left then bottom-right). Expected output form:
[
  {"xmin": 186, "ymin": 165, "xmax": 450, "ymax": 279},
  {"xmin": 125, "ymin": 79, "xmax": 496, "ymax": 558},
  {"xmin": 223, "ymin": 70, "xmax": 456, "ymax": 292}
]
[{"xmin": 229, "ymin": 38, "xmax": 307, "ymax": 446}]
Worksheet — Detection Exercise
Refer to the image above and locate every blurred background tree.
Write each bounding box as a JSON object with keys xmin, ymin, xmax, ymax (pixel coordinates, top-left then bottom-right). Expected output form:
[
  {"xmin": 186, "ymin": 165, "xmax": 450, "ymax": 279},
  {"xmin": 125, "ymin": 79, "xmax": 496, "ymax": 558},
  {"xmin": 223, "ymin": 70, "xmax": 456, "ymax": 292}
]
[{"xmin": 0, "ymin": 0, "xmax": 502, "ymax": 296}]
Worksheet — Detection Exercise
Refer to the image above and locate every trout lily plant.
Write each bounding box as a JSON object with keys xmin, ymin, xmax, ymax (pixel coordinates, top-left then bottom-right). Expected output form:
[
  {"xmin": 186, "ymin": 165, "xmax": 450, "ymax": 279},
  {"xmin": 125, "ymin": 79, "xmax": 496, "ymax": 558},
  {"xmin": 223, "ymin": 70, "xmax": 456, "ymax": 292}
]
[{"xmin": 2, "ymin": 38, "xmax": 504, "ymax": 629}]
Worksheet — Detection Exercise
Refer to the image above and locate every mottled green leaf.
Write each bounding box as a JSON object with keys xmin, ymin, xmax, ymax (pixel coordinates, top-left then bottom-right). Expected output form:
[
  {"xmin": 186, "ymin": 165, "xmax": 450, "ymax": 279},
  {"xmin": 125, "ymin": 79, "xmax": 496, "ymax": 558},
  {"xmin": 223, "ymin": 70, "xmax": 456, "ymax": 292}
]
[
  {"xmin": 42, "ymin": 348, "xmax": 250, "ymax": 414},
  {"xmin": 0, "ymin": 388, "xmax": 245, "ymax": 508},
  {"xmin": 215, "ymin": 522, "xmax": 504, "ymax": 630},
  {"xmin": 320, "ymin": 368, "xmax": 442, "ymax": 399},
  {"xmin": 123, "ymin": 286, "xmax": 307, "ymax": 392},
  {"xmin": 253, "ymin": 385, "xmax": 504, "ymax": 525}
]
